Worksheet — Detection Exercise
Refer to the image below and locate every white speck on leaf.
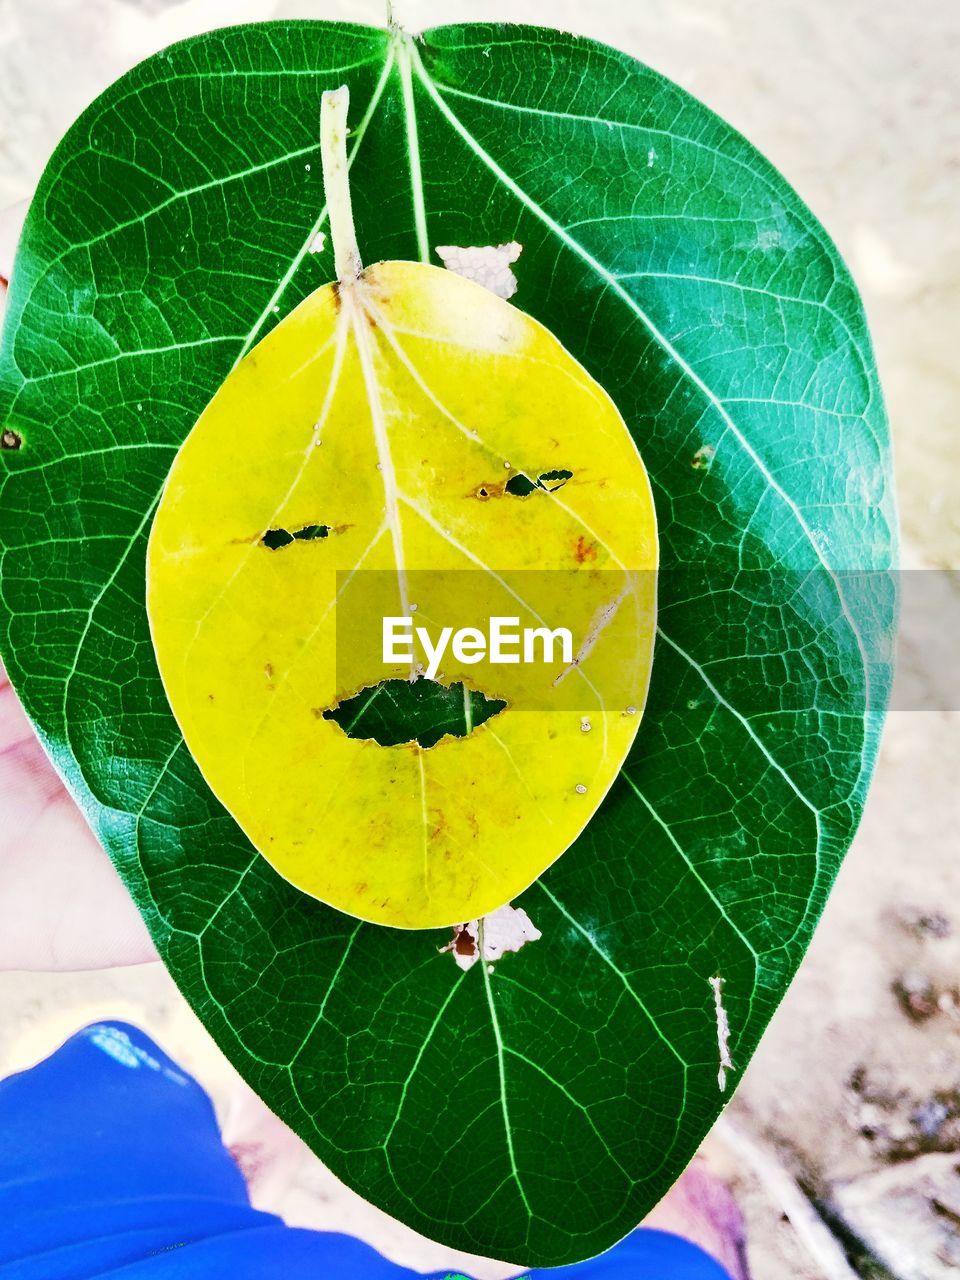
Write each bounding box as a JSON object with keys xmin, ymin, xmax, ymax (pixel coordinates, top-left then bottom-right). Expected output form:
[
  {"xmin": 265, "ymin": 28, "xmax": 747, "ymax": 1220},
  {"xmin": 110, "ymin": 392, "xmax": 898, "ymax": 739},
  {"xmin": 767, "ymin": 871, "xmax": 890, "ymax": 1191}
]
[
  {"xmin": 647, "ymin": 147, "xmax": 657, "ymax": 167},
  {"xmin": 692, "ymin": 444, "xmax": 716, "ymax": 471},
  {"xmin": 436, "ymin": 241, "xmax": 523, "ymax": 300},
  {"xmin": 440, "ymin": 904, "xmax": 542, "ymax": 972},
  {"xmin": 755, "ymin": 227, "xmax": 782, "ymax": 252},
  {"xmin": 575, "ymin": 783, "xmax": 587, "ymax": 795},
  {"xmin": 710, "ymin": 974, "xmax": 735, "ymax": 1091},
  {"xmin": 308, "ymin": 230, "xmax": 326, "ymax": 254}
]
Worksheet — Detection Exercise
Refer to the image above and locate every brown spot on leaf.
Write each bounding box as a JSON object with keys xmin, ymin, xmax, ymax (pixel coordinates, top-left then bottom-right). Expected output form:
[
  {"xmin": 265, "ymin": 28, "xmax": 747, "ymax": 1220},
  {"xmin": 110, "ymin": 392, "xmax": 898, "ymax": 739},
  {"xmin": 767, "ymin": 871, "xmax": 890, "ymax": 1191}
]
[
  {"xmin": 1, "ymin": 429, "xmax": 22, "ymax": 451},
  {"xmin": 574, "ymin": 535, "xmax": 598, "ymax": 563},
  {"xmin": 430, "ymin": 811, "xmax": 447, "ymax": 842}
]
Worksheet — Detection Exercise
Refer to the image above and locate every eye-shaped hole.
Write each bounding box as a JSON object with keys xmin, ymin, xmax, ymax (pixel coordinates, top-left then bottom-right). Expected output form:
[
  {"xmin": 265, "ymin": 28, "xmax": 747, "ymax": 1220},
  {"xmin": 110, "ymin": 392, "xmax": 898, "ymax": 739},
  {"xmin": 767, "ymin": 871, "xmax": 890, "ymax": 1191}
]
[
  {"xmin": 504, "ymin": 468, "xmax": 573, "ymax": 497},
  {"xmin": 321, "ymin": 678, "xmax": 507, "ymax": 749},
  {"xmin": 261, "ymin": 523, "xmax": 330, "ymax": 550}
]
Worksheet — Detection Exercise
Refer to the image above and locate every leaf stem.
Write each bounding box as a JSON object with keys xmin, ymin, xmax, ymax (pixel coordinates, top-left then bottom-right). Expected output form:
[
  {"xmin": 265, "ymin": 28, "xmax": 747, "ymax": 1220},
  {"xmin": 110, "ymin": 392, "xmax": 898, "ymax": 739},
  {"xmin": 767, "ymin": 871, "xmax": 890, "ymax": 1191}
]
[{"xmin": 320, "ymin": 86, "xmax": 362, "ymax": 283}]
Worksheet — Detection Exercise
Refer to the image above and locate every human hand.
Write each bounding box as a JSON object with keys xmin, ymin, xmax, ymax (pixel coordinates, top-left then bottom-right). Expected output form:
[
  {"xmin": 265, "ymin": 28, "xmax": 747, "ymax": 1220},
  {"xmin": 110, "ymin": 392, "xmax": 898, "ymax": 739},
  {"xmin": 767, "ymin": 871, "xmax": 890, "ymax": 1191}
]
[{"xmin": 0, "ymin": 660, "xmax": 156, "ymax": 970}]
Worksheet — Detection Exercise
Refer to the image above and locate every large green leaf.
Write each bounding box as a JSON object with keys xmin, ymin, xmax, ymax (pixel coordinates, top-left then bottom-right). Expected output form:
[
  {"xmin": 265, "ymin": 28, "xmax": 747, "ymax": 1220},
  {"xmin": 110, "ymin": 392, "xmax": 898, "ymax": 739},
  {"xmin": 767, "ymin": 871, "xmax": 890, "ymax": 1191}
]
[{"xmin": 0, "ymin": 21, "xmax": 896, "ymax": 1267}]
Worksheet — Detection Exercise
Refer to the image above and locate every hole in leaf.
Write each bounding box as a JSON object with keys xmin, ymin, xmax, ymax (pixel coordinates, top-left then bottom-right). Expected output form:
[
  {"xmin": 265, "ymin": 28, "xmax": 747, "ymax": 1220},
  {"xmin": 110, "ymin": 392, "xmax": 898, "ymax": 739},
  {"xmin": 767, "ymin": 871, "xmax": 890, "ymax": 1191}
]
[
  {"xmin": 439, "ymin": 905, "xmax": 542, "ymax": 971},
  {"xmin": 504, "ymin": 473, "xmax": 538, "ymax": 497},
  {"xmin": 504, "ymin": 468, "xmax": 572, "ymax": 497},
  {"xmin": 435, "ymin": 241, "xmax": 523, "ymax": 300},
  {"xmin": 261, "ymin": 523, "xmax": 330, "ymax": 550},
  {"xmin": 322, "ymin": 678, "xmax": 506, "ymax": 749},
  {"xmin": 691, "ymin": 445, "xmax": 715, "ymax": 472},
  {"xmin": 454, "ymin": 925, "xmax": 477, "ymax": 957},
  {"xmin": 538, "ymin": 469, "xmax": 573, "ymax": 490}
]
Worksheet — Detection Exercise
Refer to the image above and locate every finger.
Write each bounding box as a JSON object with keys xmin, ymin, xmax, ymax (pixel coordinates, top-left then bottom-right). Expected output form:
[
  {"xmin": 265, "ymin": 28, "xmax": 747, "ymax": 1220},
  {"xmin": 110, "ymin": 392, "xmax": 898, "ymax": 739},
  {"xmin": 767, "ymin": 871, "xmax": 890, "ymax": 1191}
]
[
  {"xmin": 0, "ymin": 668, "xmax": 157, "ymax": 970},
  {"xmin": 0, "ymin": 761, "xmax": 159, "ymax": 971}
]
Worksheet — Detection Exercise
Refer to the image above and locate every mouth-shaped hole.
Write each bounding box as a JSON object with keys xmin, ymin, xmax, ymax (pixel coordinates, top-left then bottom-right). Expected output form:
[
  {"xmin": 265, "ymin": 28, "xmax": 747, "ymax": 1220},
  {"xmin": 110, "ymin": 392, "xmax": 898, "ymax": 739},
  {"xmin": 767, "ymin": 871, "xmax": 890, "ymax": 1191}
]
[
  {"xmin": 504, "ymin": 468, "xmax": 572, "ymax": 497},
  {"xmin": 321, "ymin": 678, "xmax": 507, "ymax": 749}
]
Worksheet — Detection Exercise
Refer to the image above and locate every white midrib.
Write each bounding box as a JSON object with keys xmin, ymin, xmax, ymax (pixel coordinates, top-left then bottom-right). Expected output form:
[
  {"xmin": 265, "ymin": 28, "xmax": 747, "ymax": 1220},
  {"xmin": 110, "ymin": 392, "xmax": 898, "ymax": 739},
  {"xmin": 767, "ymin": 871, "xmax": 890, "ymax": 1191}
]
[
  {"xmin": 350, "ymin": 290, "xmax": 411, "ymax": 618},
  {"xmin": 417, "ymin": 750, "xmax": 430, "ymax": 894},
  {"xmin": 396, "ymin": 38, "xmax": 430, "ymax": 264},
  {"xmin": 480, "ymin": 942, "xmax": 534, "ymax": 1220}
]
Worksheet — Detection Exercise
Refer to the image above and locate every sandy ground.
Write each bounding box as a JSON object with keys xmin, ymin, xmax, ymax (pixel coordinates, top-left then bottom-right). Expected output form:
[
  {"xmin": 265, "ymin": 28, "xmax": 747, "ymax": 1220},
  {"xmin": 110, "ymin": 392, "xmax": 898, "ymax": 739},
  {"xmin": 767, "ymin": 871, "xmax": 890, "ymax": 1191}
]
[{"xmin": 0, "ymin": 1, "xmax": 958, "ymax": 1277}]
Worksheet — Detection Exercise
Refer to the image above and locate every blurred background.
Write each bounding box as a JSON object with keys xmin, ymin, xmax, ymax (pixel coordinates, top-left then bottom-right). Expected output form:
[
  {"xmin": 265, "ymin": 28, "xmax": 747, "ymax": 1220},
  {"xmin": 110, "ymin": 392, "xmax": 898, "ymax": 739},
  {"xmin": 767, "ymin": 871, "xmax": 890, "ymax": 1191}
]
[{"xmin": 0, "ymin": 1, "xmax": 957, "ymax": 1277}]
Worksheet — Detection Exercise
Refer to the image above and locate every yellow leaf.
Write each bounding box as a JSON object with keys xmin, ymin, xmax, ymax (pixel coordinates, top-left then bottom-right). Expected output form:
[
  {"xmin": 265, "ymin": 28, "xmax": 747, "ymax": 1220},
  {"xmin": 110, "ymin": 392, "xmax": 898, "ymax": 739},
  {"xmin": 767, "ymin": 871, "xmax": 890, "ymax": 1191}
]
[{"xmin": 146, "ymin": 88, "xmax": 658, "ymax": 930}]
